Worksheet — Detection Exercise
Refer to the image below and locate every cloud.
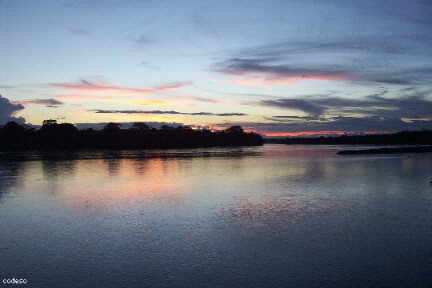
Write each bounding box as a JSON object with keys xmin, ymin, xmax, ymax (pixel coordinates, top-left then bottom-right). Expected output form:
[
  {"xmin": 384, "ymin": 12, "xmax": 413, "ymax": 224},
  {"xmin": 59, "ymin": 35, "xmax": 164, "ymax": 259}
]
[
  {"xmin": 235, "ymin": 88, "xmax": 432, "ymax": 135},
  {"xmin": 139, "ymin": 61, "xmax": 159, "ymax": 70},
  {"xmin": 215, "ymin": 58, "xmax": 345, "ymax": 77},
  {"xmin": 55, "ymin": 94, "xmax": 112, "ymax": 100},
  {"xmin": 237, "ymin": 35, "xmax": 428, "ymax": 60},
  {"xmin": 133, "ymin": 35, "xmax": 152, "ymax": 46},
  {"xmin": 268, "ymin": 115, "xmax": 320, "ymax": 121},
  {"xmin": 216, "ymin": 57, "xmax": 431, "ymax": 87},
  {"xmin": 213, "ymin": 116, "xmax": 432, "ymax": 136},
  {"xmin": 187, "ymin": 96, "xmax": 222, "ymax": 104},
  {"xmin": 261, "ymin": 99, "xmax": 325, "ymax": 116},
  {"xmin": 56, "ymin": 93, "xmax": 223, "ymax": 107},
  {"xmin": 213, "ymin": 33, "xmax": 432, "ymax": 86},
  {"xmin": 0, "ymin": 95, "xmax": 25, "ymax": 124},
  {"xmin": 56, "ymin": 94, "xmax": 221, "ymax": 107},
  {"xmin": 50, "ymin": 79, "xmax": 190, "ymax": 95},
  {"xmin": 55, "ymin": 94, "xmax": 172, "ymax": 106},
  {"xmin": 256, "ymin": 89, "xmax": 432, "ymax": 119},
  {"xmin": 15, "ymin": 98, "xmax": 64, "ymax": 107},
  {"xmin": 75, "ymin": 121, "xmax": 184, "ymax": 130},
  {"xmin": 68, "ymin": 28, "xmax": 92, "ymax": 36},
  {"xmin": 91, "ymin": 109, "xmax": 247, "ymax": 117},
  {"xmin": 214, "ymin": 58, "xmax": 353, "ymax": 87}
]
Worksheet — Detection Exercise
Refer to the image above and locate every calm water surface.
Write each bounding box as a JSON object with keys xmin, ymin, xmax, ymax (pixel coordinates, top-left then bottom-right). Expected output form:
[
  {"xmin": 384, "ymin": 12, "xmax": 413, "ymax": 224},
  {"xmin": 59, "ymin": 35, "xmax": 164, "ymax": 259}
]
[{"xmin": 1, "ymin": 144, "xmax": 431, "ymax": 287}]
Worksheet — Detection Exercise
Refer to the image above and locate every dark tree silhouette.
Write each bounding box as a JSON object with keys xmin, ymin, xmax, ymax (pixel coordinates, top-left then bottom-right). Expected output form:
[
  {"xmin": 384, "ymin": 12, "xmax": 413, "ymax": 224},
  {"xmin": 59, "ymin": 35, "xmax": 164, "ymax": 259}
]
[
  {"xmin": 42, "ymin": 119, "xmax": 57, "ymax": 126},
  {"xmin": 0, "ymin": 121, "xmax": 264, "ymax": 151},
  {"xmin": 225, "ymin": 126, "xmax": 244, "ymax": 134},
  {"xmin": 3, "ymin": 121, "xmax": 26, "ymax": 134},
  {"xmin": 131, "ymin": 122, "xmax": 150, "ymax": 131},
  {"xmin": 269, "ymin": 130, "xmax": 432, "ymax": 145},
  {"xmin": 0, "ymin": 121, "xmax": 29, "ymax": 150},
  {"xmin": 102, "ymin": 122, "xmax": 122, "ymax": 133}
]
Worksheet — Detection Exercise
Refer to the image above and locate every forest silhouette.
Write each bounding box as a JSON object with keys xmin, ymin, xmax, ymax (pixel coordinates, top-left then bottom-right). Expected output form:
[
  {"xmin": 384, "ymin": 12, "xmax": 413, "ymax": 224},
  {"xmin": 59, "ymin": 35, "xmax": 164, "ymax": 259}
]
[
  {"xmin": 0, "ymin": 121, "xmax": 263, "ymax": 151},
  {"xmin": 269, "ymin": 130, "xmax": 432, "ymax": 145}
]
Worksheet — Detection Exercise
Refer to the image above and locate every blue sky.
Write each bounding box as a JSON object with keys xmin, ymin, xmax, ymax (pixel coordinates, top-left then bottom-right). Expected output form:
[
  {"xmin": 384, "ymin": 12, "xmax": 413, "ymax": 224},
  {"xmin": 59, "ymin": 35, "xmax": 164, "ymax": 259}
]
[{"xmin": 1, "ymin": 0, "xmax": 431, "ymax": 135}]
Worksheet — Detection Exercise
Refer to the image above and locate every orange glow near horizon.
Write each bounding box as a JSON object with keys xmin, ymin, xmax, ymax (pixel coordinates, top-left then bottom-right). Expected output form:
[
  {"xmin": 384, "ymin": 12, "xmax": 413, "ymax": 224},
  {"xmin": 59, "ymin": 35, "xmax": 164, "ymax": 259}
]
[
  {"xmin": 116, "ymin": 99, "xmax": 172, "ymax": 106},
  {"xmin": 258, "ymin": 130, "xmax": 348, "ymax": 137},
  {"xmin": 55, "ymin": 93, "xmax": 173, "ymax": 107},
  {"xmin": 249, "ymin": 130, "xmax": 393, "ymax": 137}
]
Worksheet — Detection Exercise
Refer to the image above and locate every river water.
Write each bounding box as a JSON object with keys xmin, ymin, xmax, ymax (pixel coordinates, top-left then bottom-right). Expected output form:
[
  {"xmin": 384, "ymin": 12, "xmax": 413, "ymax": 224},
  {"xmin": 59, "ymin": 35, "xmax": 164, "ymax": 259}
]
[{"xmin": 0, "ymin": 144, "xmax": 431, "ymax": 287}]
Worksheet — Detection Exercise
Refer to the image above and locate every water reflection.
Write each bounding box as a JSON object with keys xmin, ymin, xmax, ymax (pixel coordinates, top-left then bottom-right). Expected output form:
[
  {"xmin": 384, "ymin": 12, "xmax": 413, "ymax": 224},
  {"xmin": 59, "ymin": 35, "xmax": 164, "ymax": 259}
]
[
  {"xmin": 54, "ymin": 157, "xmax": 191, "ymax": 209},
  {"xmin": 0, "ymin": 161, "xmax": 25, "ymax": 202},
  {"xmin": 0, "ymin": 146, "xmax": 262, "ymax": 161},
  {"xmin": 104, "ymin": 158, "xmax": 121, "ymax": 176},
  {"xmin": 1, "ymin": 145, "xmax": 432, "ymax": 287}
]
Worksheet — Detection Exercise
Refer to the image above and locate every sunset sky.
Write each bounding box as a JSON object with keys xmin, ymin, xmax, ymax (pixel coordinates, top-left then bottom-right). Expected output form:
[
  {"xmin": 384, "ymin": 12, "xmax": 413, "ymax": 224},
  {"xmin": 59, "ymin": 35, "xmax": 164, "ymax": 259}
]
[{"xmin": 1, "ymin": 0, "xmax": 432, "ymax": 136}]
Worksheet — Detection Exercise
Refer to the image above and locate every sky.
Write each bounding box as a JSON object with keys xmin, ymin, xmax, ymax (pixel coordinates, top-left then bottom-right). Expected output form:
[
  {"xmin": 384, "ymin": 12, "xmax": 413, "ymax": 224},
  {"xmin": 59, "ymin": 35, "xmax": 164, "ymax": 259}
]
[{"xmin": 1, "ymin": 0, "xmax": 432, "ymax": 136}]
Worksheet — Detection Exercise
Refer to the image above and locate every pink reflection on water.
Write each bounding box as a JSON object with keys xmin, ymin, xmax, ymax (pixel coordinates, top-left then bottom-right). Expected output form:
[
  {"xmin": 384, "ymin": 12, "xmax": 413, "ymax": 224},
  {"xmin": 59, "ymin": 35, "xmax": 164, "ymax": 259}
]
[{"xmin": 56, "ymin": 158, "xmax": 190, "ymax": 210}]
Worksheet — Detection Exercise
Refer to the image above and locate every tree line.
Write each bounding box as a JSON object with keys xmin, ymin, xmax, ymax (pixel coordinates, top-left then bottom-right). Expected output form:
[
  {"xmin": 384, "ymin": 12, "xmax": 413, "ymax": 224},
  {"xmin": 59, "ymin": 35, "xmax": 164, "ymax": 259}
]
[
  {"xmin": 0, "ymin": 121, "xmax": 263, "ymax": 151},
  {"xmin": 269, "ymin": 130, "xmax": 432, "ymax": 145}
]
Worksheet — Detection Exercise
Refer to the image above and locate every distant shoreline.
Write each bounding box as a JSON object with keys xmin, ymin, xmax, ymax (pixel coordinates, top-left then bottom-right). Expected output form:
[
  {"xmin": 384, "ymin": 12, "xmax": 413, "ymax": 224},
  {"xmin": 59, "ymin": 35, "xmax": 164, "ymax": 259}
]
[
  {"xmin": 337, "ymin": 145, "xmax": 432, "ymax": 155},
  {"xmin": 265, "ymin": 130, "xmax": 432, "ymax": 146}
]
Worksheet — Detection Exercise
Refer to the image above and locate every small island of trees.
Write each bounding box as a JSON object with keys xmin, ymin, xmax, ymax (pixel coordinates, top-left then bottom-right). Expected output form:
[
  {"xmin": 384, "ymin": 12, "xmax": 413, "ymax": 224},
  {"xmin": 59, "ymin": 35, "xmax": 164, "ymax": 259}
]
[{"xmin": 0, "ymin": 121, "xmax": 263, "ymax": 151}]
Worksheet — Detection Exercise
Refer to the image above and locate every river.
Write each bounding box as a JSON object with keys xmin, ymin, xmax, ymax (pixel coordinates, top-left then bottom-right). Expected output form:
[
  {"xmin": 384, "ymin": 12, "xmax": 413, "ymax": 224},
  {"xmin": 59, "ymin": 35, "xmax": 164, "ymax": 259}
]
[{"xmin": 1, "ymin": 144, "xmax": 431, "ymax": 287}]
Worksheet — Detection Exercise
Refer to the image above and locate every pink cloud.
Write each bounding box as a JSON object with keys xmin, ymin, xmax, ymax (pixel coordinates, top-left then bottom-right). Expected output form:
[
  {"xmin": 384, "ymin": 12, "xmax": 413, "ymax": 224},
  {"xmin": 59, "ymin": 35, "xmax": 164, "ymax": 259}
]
[
  {"xmin": 55, "ymin": 94, "xmax": 112, "ymax": 100},
  {"xmin": 189, "ymin": 96, "xmax": 222, "ymax": 104},
  {"xmin": 50, "ymin": 80, "xmax": 190, "ymax": 95}
]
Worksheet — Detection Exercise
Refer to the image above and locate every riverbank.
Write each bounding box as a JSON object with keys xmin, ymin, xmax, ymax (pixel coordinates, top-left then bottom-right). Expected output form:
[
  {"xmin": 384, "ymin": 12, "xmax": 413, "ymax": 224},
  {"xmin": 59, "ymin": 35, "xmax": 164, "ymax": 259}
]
[{"xmin": 337, "ymin": 145, "xmax": 432, "ymax": 155}]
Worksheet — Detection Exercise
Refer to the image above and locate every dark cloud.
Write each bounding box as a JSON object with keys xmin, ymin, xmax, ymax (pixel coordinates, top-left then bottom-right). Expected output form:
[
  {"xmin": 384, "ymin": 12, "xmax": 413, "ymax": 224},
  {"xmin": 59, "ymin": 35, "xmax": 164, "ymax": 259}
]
[
  {"xmin": 18, "ymin": 98, "xmax": 64, "ymax": 107},
  {"xmin": 257, "ymin": 91, "xmax": 432, "ymax": 119},
  {"xmin": 187, "ymin": 112, "xmax": 247, "ymax": 116},
  {"xmin": 214, "ymin": 32, "xmax": 432, "ymax": 86},
  {"xmin": 75, "ymin": 121, "xmax": 184, "ymax": 130},
  {"xmin": 214, "ymin": 57, "xmax": 349, "ymax": 78},
  {"xmin": 365, "ymin": 77, "xmax": 413, "ymax": 85},
  {"xmin": 215, "ymin": 117, "xmax": 432, "ymax": 134},
  {"xmin": 248, "ymin": 87, "xmax": 432, "ymax": 134},
  {"xmin": 269, "ymin": 115, "xmax": 321, "ymax": 121},
  {"xmin": 215, "ymin": 57, "xmax": 432, "ymax": 86},
  {"xmin": 234, "ymin": 34, "xmax": 431, "ymax": 60},
  {"xmin": 91, "ymin": 109, "xmax": 247, "ymax": 117},
  {"xmin": 261, "ymin": 99, "xmax": 324, "ymax": 116},
  {"xmin": 0, "ymin": 95, "xmax": 25, "ymax": 124}
]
